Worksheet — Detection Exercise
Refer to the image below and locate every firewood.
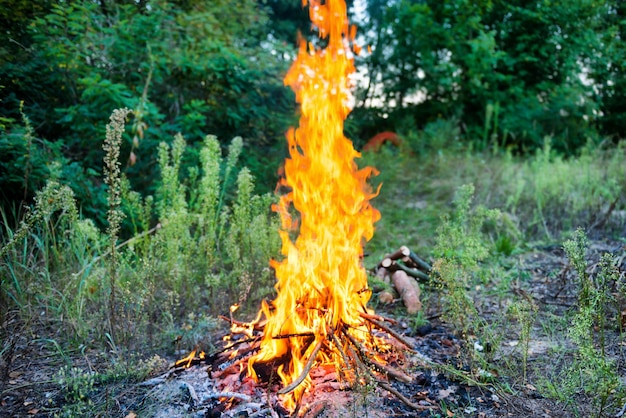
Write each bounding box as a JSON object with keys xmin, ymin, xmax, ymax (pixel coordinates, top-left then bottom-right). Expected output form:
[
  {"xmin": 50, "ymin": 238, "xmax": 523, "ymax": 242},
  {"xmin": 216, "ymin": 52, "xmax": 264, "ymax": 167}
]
[
  {"xmin": 400, "ymin": 245, "xmax": 432, "ymax": 272},
  {"xmin": 384, "ymin": 247, "xmax": 406, "ymax": 261},
  {"xmin": 378, "ymin": 381, "xmax": 434, "ymax": 411},
  {"xmin": 360, "ymin": 316, "xmax": 415, "ymax": 352},
  {"xmin": 342, "ymin": 327, "xmax": 413, "ymax": 383},
  {"xmin": 378, "ymin": 290, "xmax": 395, "ymax": 304},
  {"xmin": 391, "ymin": 270, "xmax": 422, "ymax": 314},
  {"xmin": 379, "ymin": 257, "xmax": 392, "ymax": 271},
  {"xmin": 277, "ymin": 339, "xmax": 323, "ymax": 394},
  {"xmin": 358, "ymin": 311, "xmax": 398, "ymax": 325},
  {"xmin": 381, "ymin": 258, "xmax": 429, "ymax": 281},
  {"xmin": 205, "ymin": 391, "xmax": 252, "ymax": 402},
  {"xmin": 375, "ymin": 266, "xmax": 389, "ymax": 280},
  {"xmin": 299, "ymin": 400, "xmax": 330, "ymax": 418},
  {"xmin": 395, "ymin": 261, "xmax": 430, "ymax": 281},
  {"xmin": 272, "ymin": 332, "xmax": 315, "ymax": 340}
]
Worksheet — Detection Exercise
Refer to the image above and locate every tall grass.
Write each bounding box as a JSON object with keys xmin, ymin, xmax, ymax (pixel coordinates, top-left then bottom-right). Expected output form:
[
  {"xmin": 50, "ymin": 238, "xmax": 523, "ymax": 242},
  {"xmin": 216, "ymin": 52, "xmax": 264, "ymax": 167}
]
[
  {"xmin": 362, "ymin": 125, "xmax": 625, "ymax": 260},
  {"xmin": 0, "ymin": 109, "xmax": 280, "ymax": 353}
]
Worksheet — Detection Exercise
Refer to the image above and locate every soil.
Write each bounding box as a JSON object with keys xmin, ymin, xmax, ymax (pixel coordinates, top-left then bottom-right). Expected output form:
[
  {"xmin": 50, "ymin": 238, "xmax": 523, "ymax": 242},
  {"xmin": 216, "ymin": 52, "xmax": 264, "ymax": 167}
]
[{"xmin": 1, "ymin": 238, "xmax": 625, "ymax": 417}]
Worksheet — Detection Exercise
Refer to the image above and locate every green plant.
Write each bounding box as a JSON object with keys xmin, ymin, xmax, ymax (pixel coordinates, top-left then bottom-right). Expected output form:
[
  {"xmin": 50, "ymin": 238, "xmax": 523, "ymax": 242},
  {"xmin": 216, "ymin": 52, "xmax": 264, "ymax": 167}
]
[
  {"xmin": 432, "ymin": 184, "xmax": 497, "ymax": 336},
  {"xmin": 507, "ymin": 299, "xmax": 538, "ymax": 383},
  {"xmin": 557, "ymin": 229, "xmax": 622, "ymax": 416},
  {"xmin": 103, "ymin": 108, "xmax": 131, "ymax": 338}
]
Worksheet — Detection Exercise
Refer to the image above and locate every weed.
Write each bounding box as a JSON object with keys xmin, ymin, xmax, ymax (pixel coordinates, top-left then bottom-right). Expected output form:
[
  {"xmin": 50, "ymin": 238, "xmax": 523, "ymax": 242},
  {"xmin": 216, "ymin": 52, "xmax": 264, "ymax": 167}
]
[
  {"xmin": 553, "ymin": 229, "xmax": 623, "ymax": 415},
  {"xmin": 507, "ymin": 299, "xmax": 538, "ymax": 383},
  {"xmin": 432, "ymin": 184, "xmax": 498, "ymax": 337},
  {"xmin": 103, "ymin": 108, "xmax": 131, "ymax": 339}
]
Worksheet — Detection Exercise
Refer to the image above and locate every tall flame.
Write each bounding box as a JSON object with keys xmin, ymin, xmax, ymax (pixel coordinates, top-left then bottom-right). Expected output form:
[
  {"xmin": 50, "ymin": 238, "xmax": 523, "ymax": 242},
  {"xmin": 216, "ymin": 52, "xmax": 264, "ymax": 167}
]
[{"xmin": 248, "ymin": 0, "xmax": 380, "ymax": 409}]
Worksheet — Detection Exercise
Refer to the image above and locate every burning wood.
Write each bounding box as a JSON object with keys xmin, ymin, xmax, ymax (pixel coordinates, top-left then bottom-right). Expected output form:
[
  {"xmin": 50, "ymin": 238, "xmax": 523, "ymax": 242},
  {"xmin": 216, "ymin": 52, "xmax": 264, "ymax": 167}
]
[
  {"xmin": 176, "ymin": 0, "xmax": 438, "ymax": 413},
  {"xmin": 241, "ymin": 0, "xmax": 390, "ymax": 411},
  {"xmin": 172, "ymin": 308, "xmax": 431, "ymax": 414}
]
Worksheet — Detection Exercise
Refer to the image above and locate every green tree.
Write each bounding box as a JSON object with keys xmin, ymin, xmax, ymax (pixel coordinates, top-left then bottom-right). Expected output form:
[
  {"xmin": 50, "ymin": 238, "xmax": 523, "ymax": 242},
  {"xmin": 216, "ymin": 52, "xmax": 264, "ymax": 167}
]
[
  {"xmin": 1, "ymin": 0, "xmax": 295, "ymax": 223},
  {"xmin": 356, "ymin": 0, "xmax": 610, "ymax": 153},
  {"xmin": 590, "ymin": 0, "xmax": 626, "ymax": 140}
]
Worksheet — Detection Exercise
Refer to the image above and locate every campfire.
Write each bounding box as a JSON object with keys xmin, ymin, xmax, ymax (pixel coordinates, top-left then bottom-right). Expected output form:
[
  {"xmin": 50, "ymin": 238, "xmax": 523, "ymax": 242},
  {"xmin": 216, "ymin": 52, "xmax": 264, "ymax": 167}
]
[
  {"xmin": 246, "ymin": 0, "xmax": 383, "ymax": 410},
  {"xmin": 176, "ymin": 0, "xmax": 430, "ymax": 414}
]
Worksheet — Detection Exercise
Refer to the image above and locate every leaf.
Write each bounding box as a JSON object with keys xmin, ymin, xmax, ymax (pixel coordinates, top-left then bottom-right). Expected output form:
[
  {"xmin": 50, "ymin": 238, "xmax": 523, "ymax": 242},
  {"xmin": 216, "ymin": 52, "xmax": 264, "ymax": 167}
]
[
  {"xmin": 124, "ymin": 413, "xmax": 137, "ymax": 418},
  {"xmin": 438, "ymin": 385, "xmax": 457, "ymax": 399}
]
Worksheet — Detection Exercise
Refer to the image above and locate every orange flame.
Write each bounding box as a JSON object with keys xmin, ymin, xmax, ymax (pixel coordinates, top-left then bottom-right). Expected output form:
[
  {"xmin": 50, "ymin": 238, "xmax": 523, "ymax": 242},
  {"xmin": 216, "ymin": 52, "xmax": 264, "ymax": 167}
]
[{"xmin": 247, "ymin": 0, "xmax": 380, "ymax": 409}]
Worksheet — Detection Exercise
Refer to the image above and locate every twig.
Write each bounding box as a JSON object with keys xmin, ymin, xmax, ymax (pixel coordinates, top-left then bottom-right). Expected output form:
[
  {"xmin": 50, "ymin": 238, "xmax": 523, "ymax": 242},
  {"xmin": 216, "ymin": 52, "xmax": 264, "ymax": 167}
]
[
  {"xmin": 361, "ymin": 316, "xmax": 416, "ymax": 352},
  {"xmin": 299, "ymin": 400, "xmax": 330, "ymax": 417},
  {"xmin": 272, "ymin": 332, "xmax": 315, "ymax": 340},
  {"xmin": 330, "ymin": 332, "xmax": 351, "ymax": 368},
  {"xmin": 378, "ymin": 381, "xmax": 434, "ymax": 411},
  {"xmin": 278, "ymin": 339, "xmax": 323, "ymax": 394},
  {"xmin": 205, "ymin": 391, "xmax": 252, "ymax": 402},
  {"xmin": 218, "ymin": 315, "xmax": 266, "ymax": 332},
  {"xmin": 173, "ymin": 349, "xmax": 200, "ymax": 368},
  {"xmin": 342, "ymin": 329, "xmax": 412, "ymax": 383},
  {"xmin": 358, "ymin": 311, "xmax": 398, "ymax": 325}
]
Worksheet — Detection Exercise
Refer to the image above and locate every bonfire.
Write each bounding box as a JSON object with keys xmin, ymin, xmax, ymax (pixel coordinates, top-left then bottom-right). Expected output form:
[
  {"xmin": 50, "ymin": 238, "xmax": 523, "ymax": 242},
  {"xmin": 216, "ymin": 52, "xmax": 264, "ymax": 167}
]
[
  {"xmin": 177, "ymin": 0, "xmax": 425, "ymax": 413},
  {"xmin": 245, "ymin": 0, "xmax": 404, "ymax": 410}
]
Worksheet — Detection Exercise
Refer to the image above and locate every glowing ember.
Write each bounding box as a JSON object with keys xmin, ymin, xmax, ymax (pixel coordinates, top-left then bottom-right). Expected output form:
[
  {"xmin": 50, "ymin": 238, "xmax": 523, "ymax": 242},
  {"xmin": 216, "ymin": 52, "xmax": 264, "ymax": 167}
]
[{"xmin": 247, "ymin": 0, "xmax": 381, "ymax": 409}]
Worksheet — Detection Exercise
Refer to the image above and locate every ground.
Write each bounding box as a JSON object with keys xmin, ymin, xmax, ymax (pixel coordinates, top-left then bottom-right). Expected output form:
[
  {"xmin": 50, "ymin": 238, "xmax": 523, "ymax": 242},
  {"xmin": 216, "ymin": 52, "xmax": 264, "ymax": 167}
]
[{"xmin": 1, "ymin": 238, "xmax": 625, "ymax": 417}]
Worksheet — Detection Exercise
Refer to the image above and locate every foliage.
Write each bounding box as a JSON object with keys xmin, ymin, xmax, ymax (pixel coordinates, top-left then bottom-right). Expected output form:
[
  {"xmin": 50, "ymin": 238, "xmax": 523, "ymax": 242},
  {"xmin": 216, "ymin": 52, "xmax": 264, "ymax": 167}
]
[
  {"xmin": 431, "ymin": 184, "xmax": 498, "ymax": 340},
  {"xmin": 0, "ymin": 110, "xmax": 280, "ymax": 352},
  {"xmin": 507, "ymin": 299, "xmax": 538, "ymax": 383},
  {"xmin": 549, "ymin": 229, "xmax": 623, "ymax": 415},
  {"xmin": 0, "ymin": 0, "xmax": 294, "ymax": 222},
  {"xmin": 355, "ymin": 0, "xmax": 624, "ymax": 152}
]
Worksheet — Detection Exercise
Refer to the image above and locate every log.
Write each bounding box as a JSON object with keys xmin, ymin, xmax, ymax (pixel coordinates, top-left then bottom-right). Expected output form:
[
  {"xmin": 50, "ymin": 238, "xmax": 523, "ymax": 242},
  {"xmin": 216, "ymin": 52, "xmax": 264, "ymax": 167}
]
[
  {"xmin": 391, "ymin": 270, "xmax": 422, "ymax": 314},
  {"xmin": 384, "ymin": 247, "xmax": 406, "ymax": 261},
  {"xmin": 397, "ymin": 262, "xmax": 429, "ymax": 281},
  {"xmin": 381, "ymin": 258, "xmax": 429, "ymax": 282},
  {"xmin": 378, "ymin": 290, "xmax": 395, "ymax": 304},
  {"xmin": 380, "ymin": 257, "xmax": 393, "ymax": 269},
  {"xmin": 400, "ymin": 246, "xmax": 432, "ymax": 273}
]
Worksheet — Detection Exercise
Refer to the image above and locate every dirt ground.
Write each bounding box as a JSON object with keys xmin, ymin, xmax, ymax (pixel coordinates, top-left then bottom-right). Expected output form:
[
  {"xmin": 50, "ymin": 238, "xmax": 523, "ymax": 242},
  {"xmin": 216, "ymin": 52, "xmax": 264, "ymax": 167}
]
[{"xmin": 1, "ymin": 238, "xmax": 625, "ymax": 417}]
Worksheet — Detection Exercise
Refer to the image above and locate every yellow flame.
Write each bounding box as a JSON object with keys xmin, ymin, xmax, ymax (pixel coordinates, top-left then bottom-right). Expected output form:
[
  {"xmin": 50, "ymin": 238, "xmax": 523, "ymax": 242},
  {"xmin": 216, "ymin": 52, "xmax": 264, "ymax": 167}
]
[{"xmin": 248, "ymin": 0, "xmax": 380, "ymax": 409}]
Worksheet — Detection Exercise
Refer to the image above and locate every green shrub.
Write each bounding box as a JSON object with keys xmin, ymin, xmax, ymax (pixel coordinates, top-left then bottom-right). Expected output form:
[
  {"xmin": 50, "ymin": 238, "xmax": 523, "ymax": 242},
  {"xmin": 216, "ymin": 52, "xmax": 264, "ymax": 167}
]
[{"xmin": 0, "ymin": 109, "xmax": 281, "ymax": 352}]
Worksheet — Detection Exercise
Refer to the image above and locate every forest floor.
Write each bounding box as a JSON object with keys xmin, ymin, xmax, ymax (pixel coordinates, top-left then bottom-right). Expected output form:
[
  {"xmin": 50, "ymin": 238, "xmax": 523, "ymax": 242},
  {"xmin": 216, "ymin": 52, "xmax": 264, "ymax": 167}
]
[{"xmin": 2, "ymin": 235, "xmax": 625, "ymax": 417}]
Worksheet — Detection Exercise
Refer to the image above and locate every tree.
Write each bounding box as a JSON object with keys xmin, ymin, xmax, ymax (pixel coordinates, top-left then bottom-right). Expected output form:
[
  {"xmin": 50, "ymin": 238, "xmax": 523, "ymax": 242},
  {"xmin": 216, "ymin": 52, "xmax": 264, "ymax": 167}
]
[
  {"xmin": 1, "ymin": 0, "xmax": 295, "ymax": 222},
  {"xmin": 355, "ymin": 0, "xmax": 610, "ymax": 153}
]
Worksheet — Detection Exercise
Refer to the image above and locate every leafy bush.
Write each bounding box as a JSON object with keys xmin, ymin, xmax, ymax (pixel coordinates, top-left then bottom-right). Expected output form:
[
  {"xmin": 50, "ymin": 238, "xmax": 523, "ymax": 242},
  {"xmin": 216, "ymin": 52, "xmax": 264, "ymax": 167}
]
[
  {"xmin": 0, "ymin": 109, "xmax": 281, "ymax": 352},
  {"xmin": 1, "ymin": 0, "xmax": 294, "ymax": 223}
]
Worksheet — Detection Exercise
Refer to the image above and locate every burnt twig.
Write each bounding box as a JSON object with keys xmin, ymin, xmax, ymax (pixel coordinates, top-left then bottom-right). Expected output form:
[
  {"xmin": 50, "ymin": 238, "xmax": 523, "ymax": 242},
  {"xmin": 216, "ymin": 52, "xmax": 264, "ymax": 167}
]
[
  {"xmin": 378, "ymin": 381, "xmax": 434, "ymax": 411},
  {"xmin": 278, "ymin": 339, "xmax": 323, "ymax": 394}
]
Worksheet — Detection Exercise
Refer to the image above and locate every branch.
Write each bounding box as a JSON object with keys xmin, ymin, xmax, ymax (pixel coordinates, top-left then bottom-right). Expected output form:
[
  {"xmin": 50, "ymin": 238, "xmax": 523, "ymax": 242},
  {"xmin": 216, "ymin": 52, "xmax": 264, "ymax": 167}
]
[
  {"xmin": 278, "ymin": 339, "xmax": 323, "ymax": 394},
  {"xmin": 361, "ymin": 316, "xmax": 416, "ymax": 352},
  {"xmin": 378, "ymin": 382, "xmax": 434, "ymax": 411}
]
